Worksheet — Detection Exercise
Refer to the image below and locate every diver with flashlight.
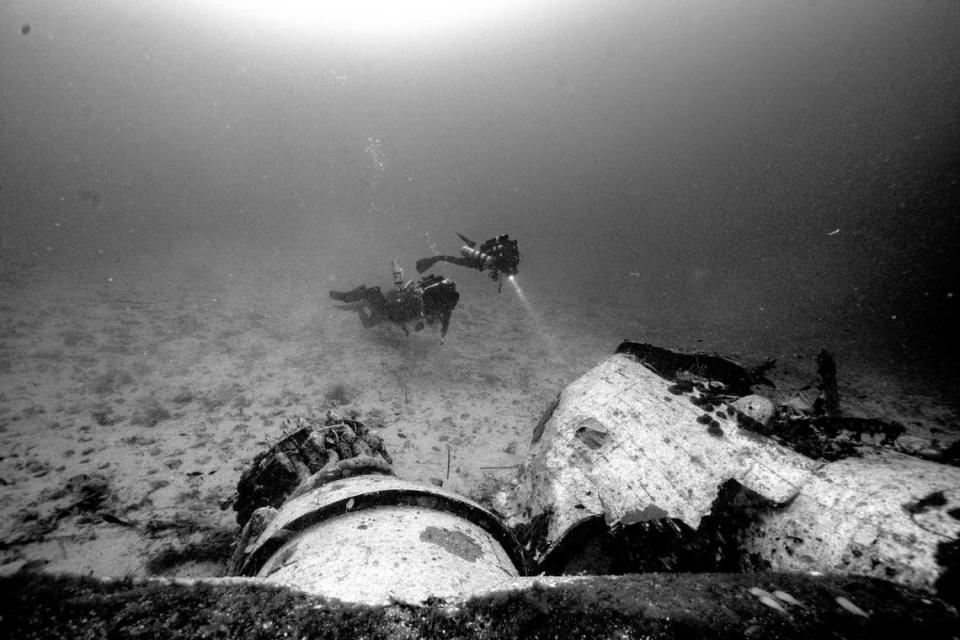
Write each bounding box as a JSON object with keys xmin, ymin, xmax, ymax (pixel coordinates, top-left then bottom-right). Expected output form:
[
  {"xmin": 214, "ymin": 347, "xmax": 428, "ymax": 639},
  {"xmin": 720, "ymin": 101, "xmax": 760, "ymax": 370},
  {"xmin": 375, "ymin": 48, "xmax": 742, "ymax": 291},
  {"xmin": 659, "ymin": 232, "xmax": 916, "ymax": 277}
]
[
  {"xmin": 329, "ymin": 260, "xmax": 460, "ymax": 337},
  {"xmin": 415, "ymin": 233, "xmax": 520, "ymax": 292}
]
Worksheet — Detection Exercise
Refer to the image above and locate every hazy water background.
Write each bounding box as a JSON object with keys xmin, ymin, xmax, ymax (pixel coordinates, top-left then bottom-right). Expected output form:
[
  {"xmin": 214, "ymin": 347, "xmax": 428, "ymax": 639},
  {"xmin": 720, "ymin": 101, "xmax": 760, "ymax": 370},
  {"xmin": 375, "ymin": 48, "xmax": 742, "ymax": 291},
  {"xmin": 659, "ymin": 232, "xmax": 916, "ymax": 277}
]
[{"xmin": 2, "ymin": 0, "xmax": 959, "ymax": 394}]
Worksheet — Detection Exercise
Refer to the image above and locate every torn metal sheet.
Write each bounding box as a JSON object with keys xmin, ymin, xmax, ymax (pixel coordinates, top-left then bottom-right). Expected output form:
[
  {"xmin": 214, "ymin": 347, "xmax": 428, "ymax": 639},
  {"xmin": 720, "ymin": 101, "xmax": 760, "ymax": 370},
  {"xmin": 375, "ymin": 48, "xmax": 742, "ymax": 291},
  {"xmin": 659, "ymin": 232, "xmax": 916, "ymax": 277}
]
[
  {"xmin": 507, "ymin": 353, "xmax": 818, "ymax": 563},
  {"xmin": 743, "ymin": 449, "xmax": 960, "ymax": 594}
]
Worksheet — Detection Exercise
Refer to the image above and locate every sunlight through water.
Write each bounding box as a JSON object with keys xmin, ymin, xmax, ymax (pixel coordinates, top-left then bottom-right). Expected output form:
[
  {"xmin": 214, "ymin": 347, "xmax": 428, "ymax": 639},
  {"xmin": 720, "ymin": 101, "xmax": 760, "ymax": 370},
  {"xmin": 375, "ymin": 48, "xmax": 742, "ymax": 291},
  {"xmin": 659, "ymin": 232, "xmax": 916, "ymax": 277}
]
[{"xmin": 204, "ymin": 0, "xmax": 537, "ymax": 41}]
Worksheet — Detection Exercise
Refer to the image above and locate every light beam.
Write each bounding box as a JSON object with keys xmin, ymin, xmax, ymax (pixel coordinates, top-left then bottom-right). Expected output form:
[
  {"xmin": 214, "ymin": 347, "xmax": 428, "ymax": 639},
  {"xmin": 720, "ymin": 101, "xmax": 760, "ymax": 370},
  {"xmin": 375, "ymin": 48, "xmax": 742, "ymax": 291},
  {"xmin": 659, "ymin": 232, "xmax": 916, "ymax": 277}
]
[{"xmin": 506, "ymin": 276, "xmax": 561, "ymax": 363}]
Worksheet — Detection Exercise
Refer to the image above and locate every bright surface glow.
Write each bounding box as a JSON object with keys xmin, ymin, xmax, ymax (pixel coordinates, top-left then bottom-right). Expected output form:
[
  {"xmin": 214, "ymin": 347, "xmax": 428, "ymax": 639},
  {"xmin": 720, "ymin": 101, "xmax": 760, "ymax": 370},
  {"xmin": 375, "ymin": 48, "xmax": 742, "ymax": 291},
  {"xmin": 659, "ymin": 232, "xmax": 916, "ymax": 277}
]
[{"xmin": 211, "ymin": 0, "xmax": 528, "ymax": 40}]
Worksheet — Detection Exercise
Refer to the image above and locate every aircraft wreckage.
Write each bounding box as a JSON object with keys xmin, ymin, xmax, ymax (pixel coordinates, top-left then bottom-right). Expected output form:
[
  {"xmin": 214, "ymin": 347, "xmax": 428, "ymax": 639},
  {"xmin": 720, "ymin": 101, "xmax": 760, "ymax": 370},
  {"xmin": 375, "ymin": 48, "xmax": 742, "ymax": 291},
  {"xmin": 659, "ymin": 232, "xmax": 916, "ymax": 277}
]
[{"xmin": 4, "ymin": 341, "xmax": 958, "ymax": 638}]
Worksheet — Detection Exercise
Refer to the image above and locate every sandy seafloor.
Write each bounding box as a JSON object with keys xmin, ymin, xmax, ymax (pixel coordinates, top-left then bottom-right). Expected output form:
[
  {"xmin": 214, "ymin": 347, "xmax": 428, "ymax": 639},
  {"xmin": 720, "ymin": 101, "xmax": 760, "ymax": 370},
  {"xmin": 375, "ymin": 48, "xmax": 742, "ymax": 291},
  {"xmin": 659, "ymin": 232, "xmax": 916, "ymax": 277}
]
[{"xmin": 1, "ymin": 240, "xmax": 958, "ymax": 580}]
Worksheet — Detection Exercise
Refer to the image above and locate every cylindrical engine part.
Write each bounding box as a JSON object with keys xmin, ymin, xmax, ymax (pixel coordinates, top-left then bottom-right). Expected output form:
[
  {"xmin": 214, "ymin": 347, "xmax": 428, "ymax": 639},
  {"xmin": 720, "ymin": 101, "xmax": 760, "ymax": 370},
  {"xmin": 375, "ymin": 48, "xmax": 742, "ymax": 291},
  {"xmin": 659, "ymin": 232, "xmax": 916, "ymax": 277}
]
[{"xmin": 237, "ymin": 474, "xmax": 525, "ymax": 605}]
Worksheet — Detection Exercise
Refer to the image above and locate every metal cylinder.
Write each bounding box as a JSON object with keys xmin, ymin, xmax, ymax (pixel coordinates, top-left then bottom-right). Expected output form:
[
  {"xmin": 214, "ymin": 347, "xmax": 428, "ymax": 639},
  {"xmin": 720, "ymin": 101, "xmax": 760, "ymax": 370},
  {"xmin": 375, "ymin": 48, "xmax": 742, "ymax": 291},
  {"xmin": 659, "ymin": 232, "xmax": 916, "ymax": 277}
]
[
  {"xmin": 459, "ymin": 245, "xmax": 495, "ymax": 269},
  {"xmin": 238, "ymin": 474, "xmax": 525, "ymax": 605},
  {"xmin": 391, "ymin": 259, "xmax": 404, "ymax": 289}
]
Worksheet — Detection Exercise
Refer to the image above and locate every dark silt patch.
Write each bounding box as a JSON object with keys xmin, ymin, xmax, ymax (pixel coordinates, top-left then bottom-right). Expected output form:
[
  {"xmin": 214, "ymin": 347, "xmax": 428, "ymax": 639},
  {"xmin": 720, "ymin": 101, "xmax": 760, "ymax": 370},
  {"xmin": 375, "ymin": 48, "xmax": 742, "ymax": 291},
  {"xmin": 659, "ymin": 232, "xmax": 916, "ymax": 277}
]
[{"xmin": 419, "ymin": 526, "xmax": 483, "ymax": 562}]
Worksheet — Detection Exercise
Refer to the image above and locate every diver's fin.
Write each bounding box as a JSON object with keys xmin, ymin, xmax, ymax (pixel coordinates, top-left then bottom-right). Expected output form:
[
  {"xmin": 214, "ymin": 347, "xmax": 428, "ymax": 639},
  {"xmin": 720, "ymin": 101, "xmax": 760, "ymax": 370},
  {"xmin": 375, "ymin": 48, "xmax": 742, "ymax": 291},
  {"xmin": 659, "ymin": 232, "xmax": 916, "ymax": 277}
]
[
  {"xmin": 455, "ymin": 232, "xmax": 476, "ymax": 247},
  {"xmin": 416, "ymin": 256, "xmax": 442, "ymax": 273},
  {"xmin": 329, "ymin": 286, "xmax": 368, "ymax": 302},
  {"xmin": 331, "ymin": 302, "xmax": 364, "ymax": 311}
]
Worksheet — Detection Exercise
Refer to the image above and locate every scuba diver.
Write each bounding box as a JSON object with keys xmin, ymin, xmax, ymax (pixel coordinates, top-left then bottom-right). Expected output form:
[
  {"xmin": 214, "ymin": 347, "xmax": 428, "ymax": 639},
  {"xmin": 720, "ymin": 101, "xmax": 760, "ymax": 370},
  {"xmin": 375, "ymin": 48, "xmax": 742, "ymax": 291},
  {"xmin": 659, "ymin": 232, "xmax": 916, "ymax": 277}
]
[
  {"xmin": 415, "ymin": 233, "xmax": 519, "ymax": 292},
  {"xmin": 329, "ymin": 260, "xmax": 460, "ymax": 337}
]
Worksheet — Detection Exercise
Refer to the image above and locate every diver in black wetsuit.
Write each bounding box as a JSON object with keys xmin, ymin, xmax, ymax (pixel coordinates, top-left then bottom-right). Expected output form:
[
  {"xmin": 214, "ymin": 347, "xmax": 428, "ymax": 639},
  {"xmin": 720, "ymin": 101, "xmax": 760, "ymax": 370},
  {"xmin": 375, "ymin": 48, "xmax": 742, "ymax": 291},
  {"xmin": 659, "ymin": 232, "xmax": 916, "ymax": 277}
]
[
  {"xmin": 330, "ymin": 262, "xmax": 460, "ymax": 337},
  {"xmin": 416, "ymin": 233, "xmax": 519, "ymax": 291}
]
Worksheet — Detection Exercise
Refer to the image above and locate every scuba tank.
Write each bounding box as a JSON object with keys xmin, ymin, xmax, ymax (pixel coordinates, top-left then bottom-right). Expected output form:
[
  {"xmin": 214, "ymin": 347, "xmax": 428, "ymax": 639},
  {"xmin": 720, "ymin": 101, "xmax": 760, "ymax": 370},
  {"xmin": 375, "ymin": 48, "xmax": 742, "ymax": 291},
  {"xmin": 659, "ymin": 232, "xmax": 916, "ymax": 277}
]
[
  {"xmin": 391, "ymin": 259, "xmax": 404, "ymax": 290},
  {"xmin": 386, "ymin": 260, "xmax": 421, "ymax": 324}
]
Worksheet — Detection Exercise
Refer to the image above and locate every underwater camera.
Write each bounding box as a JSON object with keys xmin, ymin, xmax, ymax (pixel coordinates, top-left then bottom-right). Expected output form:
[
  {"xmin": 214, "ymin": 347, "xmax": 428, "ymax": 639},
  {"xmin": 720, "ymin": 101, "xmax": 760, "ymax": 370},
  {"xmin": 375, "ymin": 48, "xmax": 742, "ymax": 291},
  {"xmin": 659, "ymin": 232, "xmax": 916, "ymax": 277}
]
[{"xmin": 457, "ymin": 233, "xmax": 520, "ymax": 282}]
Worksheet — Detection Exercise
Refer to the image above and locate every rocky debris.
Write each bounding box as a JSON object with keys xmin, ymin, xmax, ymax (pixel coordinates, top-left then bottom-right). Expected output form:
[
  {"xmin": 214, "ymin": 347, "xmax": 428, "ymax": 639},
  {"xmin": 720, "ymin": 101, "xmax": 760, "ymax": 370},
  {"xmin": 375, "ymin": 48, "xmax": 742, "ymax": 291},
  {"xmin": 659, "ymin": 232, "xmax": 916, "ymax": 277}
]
[
  {"xmin": 760, "ymin": 413, "xmax": 906, "ymax": 462},
  {"xmin": 233, "ymin": 412, "xmax": 393, "ymax": 528},
  {"xmin": 3, "ymin": 570, "xmax": 957, "ymax": 639},
  {"xmin": 0, "ymin": 472, "xmax": 116, "ymax": 547}
]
